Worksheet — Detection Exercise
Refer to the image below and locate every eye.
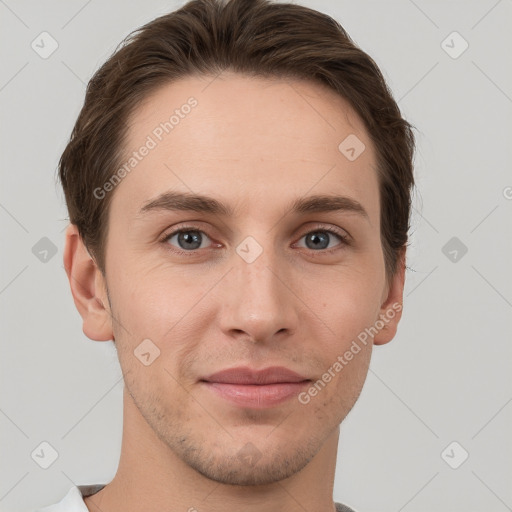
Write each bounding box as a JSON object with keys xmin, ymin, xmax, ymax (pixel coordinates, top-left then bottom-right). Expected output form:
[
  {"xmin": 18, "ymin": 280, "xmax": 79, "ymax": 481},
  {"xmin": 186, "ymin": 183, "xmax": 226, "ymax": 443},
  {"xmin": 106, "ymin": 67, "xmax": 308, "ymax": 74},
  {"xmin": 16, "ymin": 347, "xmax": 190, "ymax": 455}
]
[
  {"xmin": 160, "ymin": 224, "xmax": 350, "ymax": 256},
  {"xmin": 162, "ymin": 227, "xmax": 213, "ymax": 253},
  {"xmin": 295, "ymin": 227, "xmax": 350, "ymax": 252}
]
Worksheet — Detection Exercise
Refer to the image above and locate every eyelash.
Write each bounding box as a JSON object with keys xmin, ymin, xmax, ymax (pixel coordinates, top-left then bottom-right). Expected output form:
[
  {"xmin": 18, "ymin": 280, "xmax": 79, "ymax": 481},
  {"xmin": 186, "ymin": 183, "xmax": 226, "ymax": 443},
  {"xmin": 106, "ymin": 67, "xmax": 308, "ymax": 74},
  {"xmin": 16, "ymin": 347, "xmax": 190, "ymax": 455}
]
[{"xmin": 159, "ymin": 224, "xmax": 351, "ymax": 257}]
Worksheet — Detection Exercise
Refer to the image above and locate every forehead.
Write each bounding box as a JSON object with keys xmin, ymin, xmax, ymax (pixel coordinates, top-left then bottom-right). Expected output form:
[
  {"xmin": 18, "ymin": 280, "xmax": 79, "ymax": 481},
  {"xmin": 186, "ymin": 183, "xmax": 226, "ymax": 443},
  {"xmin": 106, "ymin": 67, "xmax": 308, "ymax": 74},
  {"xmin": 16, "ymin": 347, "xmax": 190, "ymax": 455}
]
[{"xmin": 112, "ymin": 72, "xmax": 379, "ymax": 222}]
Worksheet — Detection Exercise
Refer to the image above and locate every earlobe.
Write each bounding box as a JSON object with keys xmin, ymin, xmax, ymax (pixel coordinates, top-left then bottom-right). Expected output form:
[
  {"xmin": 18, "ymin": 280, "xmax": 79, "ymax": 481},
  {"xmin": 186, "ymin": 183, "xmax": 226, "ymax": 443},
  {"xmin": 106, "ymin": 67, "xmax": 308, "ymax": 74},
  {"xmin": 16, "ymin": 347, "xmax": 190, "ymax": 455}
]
[
  {"xmin": 63, "ymin": 224, "xmax": 113, "ymax": 342},
  {"xmin": 373, "ymin": 248, "xmax": 406, "ymax": 346}
]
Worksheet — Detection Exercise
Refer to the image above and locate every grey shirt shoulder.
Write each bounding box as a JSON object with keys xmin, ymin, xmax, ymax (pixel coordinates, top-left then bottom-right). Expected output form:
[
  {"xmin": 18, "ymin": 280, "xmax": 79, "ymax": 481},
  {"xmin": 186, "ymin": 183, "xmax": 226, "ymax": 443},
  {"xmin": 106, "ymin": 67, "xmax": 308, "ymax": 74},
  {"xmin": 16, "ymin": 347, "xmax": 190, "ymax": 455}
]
[{"xmin": 335, "ymin": 502, "xmax": 357, "ymax": 512}]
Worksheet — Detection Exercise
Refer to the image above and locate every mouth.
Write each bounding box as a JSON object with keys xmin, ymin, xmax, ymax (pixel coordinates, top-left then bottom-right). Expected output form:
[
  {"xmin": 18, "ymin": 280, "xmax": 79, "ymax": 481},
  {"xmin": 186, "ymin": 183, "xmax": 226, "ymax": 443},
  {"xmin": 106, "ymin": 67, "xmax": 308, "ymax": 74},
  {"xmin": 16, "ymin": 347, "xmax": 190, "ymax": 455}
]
[{"xmin": 200, "ymin": 366, "xmax": 311, "ymax": 409}]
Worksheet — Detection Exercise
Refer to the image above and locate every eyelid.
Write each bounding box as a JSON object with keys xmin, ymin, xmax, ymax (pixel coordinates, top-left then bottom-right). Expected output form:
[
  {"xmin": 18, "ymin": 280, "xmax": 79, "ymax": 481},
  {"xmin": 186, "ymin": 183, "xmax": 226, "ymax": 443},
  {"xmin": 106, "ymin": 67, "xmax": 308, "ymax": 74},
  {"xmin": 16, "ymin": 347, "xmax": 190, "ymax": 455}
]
[{"xmin": 297, "ymin": 223, "xmax": 351, "ymax": 242}]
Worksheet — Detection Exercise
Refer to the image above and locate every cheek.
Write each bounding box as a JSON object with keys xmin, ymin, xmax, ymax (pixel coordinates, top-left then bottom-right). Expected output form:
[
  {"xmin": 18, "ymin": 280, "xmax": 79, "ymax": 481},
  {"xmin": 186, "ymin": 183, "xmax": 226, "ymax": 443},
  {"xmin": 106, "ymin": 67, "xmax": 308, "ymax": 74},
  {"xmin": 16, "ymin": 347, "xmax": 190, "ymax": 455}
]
[
  {"xmin": 108, "ymin": 258, "xmax": 203, "ymax": 336},
  {"xmin": 300, "ymin": 343, "xmax": 372, "ymax": 425},
  {"xmin": 107, "ymin": 262, "xmax": 213, "ymax": 383},
  {"xmin": 322, "ymin": 275, "xmax": 383, "ymax": 339},
  {"xmin": 314, "ymin": 276, "xmax": 381, "ymax": 404}
]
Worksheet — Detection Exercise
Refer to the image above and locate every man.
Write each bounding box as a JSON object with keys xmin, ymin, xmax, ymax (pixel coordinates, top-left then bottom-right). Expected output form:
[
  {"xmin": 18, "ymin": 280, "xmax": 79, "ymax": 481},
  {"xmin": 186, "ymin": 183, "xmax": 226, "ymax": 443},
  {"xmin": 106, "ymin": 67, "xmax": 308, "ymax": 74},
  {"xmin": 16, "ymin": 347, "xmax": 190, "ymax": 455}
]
[{"xmin": 38, "ymin": 0, "xmax": 415, "ymax": 510}]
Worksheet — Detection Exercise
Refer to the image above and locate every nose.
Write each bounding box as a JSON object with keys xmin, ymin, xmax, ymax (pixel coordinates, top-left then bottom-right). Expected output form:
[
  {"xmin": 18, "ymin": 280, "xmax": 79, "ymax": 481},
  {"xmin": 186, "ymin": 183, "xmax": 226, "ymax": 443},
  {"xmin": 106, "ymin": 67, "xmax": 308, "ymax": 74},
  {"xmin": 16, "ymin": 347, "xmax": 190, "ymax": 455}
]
[{"xmin": 218, "ymin": 240, "xmax": 299, "ymax": 345}]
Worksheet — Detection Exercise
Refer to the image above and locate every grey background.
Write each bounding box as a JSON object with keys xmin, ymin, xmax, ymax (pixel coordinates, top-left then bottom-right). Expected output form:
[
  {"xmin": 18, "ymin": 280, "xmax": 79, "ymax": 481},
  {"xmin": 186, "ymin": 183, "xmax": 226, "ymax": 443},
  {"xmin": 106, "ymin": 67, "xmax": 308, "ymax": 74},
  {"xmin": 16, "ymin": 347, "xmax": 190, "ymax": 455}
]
[{"xmin": 1, "ymin": 0, "xmax": 511, "ymax": 511}]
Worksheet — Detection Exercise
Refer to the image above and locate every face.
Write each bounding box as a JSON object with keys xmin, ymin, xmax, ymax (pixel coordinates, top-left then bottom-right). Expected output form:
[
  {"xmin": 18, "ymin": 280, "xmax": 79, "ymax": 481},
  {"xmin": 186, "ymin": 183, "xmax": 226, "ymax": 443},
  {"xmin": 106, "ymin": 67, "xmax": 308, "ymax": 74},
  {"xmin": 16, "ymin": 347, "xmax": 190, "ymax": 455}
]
[{"xmin": 81, "ymin": 73, "xmax": 403, "ymax": 485}]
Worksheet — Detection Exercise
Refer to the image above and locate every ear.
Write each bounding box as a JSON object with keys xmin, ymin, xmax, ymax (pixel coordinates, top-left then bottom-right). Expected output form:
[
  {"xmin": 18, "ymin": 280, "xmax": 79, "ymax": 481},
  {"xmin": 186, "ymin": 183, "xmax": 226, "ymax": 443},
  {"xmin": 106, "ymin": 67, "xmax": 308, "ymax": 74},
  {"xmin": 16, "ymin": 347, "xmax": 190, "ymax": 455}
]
[
  {"xmin": 373, "ymin": 247, "xmax": 406, "ymax": 346},
  {"xmin": 63, "ymin": 224, "xmax": 113, "ymax": 342}
]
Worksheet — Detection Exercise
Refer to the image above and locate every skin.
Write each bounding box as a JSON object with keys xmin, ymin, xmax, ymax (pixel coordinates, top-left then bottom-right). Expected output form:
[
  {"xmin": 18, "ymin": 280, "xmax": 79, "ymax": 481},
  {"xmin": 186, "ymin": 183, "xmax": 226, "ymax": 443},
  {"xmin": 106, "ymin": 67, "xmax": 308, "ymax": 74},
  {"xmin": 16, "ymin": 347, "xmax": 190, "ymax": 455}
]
[{"xmin": 64, "ymin": 72, "xmax": 405, "ymax": 512}]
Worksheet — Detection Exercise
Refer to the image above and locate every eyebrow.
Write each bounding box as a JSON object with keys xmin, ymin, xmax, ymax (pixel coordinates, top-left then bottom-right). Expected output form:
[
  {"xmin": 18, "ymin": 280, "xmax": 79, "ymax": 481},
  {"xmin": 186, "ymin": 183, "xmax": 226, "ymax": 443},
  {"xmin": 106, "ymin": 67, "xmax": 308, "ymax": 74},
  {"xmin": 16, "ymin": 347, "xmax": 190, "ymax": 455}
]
[{"xmin": 137, "ymin": 191, "xmax": 369, "ymax": 221}]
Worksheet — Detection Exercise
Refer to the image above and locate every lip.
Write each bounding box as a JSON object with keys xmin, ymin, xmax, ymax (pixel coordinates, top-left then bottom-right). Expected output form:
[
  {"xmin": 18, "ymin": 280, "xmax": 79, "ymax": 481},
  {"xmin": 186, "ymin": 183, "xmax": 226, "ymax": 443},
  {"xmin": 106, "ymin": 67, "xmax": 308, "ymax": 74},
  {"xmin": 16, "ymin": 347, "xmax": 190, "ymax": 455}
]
[
  {"xmin": 200, "ymin": 366, "xmax": 311, "ymax": 409},
  {"xmin": 202, "ymin": 381, "xmax": 310, "ymax": 408},
  {"xmin": 201, "ymin": 366, "xmax": 309, "ymax": 385}
]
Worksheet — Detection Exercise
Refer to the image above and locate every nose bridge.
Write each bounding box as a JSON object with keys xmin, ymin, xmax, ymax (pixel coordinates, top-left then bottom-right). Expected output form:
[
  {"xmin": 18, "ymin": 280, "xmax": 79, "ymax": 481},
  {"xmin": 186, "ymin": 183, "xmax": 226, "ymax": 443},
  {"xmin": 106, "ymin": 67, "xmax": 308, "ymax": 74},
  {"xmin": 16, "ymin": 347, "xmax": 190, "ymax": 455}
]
[
  {"xmin": 236, "ymin": 239, "xmax": 280, "ymax": 297},
  {"xmin": 221, "ymin": 232, "xmax": 298, "ymax": 342}
]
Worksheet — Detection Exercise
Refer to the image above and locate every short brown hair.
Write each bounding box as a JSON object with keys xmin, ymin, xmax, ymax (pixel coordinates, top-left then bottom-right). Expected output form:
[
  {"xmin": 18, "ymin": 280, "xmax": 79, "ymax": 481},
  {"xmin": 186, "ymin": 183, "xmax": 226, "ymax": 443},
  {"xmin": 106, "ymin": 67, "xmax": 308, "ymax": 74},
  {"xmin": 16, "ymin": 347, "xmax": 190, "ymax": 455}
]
[{"xmin": 58, "ymin": 0, "xmax": 415, "ymax": 281}]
